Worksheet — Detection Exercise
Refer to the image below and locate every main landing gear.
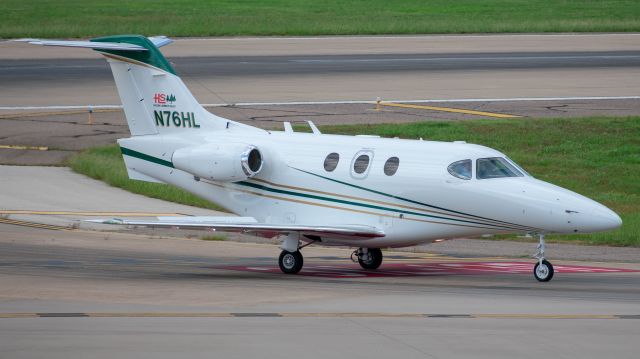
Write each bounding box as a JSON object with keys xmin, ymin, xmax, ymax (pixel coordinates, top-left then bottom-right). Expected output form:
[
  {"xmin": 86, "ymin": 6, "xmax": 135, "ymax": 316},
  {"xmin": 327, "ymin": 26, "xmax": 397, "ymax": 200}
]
[
  {"xmin": 278, "ymin": 233, "xmax": 313, "ymax": 274},
  {"xmin": 278, "ymin": 250, "xmax": 303, "ymax": 274},
  {"xmin": 352, "ymin": 248, "xmax": 383, "ymax": 270},
  {"xmin": 533, "ymin": 234, "xmax": 554, "ymax": 282},
  {"xmin": 277, "ymin": 233, "xmax": 385, "ymax": 274}
]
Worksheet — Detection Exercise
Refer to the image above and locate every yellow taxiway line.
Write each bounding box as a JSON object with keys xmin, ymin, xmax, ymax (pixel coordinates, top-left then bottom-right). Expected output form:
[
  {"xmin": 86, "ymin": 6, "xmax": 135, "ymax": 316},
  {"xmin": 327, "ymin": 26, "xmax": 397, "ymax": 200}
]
[
  {"xmin": 0, "ymin": 145, "xmax": 49, "ymax": 151},
  {"xmin": 378, "ymin": 101, "xmax": 522, "ymax": 118},
  {"xmin": 0, "ymin": 217, "xmax": 70, "ymax": 231}
]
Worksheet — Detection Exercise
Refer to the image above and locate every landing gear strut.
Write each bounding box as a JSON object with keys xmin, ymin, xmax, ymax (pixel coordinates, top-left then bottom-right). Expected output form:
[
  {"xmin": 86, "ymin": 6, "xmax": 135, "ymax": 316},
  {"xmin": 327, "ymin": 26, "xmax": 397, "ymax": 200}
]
[
  {"xmin": 533, "ymin": 234, "xmax": 554, "ymax": 282},
  {"xmin": 352, "ymin": 248, "xmax": 383, "ymax": 270}
]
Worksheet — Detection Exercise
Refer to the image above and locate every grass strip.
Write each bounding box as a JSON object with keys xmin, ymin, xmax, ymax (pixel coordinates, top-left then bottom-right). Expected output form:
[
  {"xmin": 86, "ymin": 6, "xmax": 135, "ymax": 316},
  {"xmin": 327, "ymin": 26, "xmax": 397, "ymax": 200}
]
[
  {"xmin": 2, "ymin": 0, "xmax": 640, "ymax": 38},
  {"xmin": 68, "ymin": 116, "xmax": 640, "ymax": 246},
  {"xmin": 67, "ymin": 145, "xmax": 225, "ymax": 211}
]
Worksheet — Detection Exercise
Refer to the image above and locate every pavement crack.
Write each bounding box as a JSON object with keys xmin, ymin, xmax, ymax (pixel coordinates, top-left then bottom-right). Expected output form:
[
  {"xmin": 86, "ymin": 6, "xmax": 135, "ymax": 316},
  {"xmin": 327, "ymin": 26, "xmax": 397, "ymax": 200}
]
[{"xmin": 545, "ymin": 104, "xmax": 570, "ymax": 112}]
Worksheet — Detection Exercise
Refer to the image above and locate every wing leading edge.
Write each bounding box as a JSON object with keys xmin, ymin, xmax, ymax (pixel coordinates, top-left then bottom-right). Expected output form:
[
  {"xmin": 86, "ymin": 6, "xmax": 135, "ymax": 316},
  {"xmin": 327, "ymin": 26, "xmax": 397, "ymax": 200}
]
[{"xmin": 86, "ymin": 216, "xmax": 385, "ymax": 240}]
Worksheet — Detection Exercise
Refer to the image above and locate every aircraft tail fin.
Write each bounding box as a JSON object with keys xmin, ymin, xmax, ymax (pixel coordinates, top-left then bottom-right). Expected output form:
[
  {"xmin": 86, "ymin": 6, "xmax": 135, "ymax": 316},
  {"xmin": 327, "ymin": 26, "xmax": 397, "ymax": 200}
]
[{"xmin": 18, "ymin": 35, "xmax": 257, "ymax": 136}]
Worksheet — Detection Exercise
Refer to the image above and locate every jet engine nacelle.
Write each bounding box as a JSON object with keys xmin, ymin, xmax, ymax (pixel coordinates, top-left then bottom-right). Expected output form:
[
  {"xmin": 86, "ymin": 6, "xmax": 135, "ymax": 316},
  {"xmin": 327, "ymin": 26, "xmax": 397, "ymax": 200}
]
[{"xmin": 172, "ymin": 143, "xmax": 263, "ymax": 182}]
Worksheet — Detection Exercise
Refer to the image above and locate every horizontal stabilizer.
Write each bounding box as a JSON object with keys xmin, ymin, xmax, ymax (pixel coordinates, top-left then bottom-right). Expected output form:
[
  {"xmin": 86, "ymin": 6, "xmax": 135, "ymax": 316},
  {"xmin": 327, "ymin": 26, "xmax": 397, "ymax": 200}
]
[
  {"xmin": 13, "ymin": 38, "xmax": 148, "ymax": 51},
  {"xmin": 86, "ymin": 217, "xmax": 385, "ymax": 239},
  {"xmin": 13, "ymin": 36, "xmax": 173, "ymax": 51},
  {"xmin": 147, "ymin": 36, "xmax": 173, "ymax": 48}
]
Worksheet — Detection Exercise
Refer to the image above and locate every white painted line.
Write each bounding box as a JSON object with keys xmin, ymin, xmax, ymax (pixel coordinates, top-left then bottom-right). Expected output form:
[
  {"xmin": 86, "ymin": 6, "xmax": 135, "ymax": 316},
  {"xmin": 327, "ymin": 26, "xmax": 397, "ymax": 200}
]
[
  {"xmin": 206, "ymin": 96, "xmax": 640, "ymax": 106},
  {"xmin": 291, "ymin": 55, "xmax": 640, "ymax": 63},
  {"xmin": 202, "ymin": 96, "xmax": 640, "ymax": 106},
  {"xmin": 1, "ymin": 96, "xmax": 639, "ymax": 111},
  {"xmin": 0, "ymin": 105, "xmax": 122, "ymax": 110},
  {"xmin": 175, "ymin": 33, "xmax": 640, "ymax": 41},
  {"xmin": 0, "ymin": 65, "xmax": 105, "ymax": 71}
]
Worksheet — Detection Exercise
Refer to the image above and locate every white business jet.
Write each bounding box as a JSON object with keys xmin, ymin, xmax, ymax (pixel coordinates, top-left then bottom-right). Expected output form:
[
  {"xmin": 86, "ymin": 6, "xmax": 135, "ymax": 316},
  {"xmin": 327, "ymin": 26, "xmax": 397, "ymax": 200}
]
[{"xmin": 19, "ymin": 35, "xmax": 622, "ymax": 281}]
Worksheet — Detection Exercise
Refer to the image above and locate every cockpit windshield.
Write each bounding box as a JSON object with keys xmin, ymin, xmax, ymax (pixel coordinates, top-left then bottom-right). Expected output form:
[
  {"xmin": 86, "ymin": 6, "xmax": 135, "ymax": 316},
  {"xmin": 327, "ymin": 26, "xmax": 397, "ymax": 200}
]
[
  {"xmin": 477, "ymin": 157, "xmax": 524, "ymax": 179},
  {"xmin": 447, "ymin": 159, "xmax": 472, "ymax": 180}
]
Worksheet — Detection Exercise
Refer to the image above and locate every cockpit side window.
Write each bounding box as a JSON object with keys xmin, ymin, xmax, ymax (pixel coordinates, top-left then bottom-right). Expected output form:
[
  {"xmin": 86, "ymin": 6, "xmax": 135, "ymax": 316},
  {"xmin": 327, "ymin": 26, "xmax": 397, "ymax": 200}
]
[
  {"xmin": 477, "ymin": 157, "xmax": 524, "ymax": 179},
  {"xmin": 506, "ymin": 156, "xmax": 531, "ymax": 177},
  {"xmin": 447, "ymin": 159, "xmax": 472, "ymax": 180}
]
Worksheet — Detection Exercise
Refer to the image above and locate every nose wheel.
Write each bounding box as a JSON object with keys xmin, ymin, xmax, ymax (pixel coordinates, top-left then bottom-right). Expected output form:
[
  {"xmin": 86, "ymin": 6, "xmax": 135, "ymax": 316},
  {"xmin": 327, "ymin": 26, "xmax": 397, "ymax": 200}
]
[
  {"xmin": 533, "ymin": 234, "xmax": 554, "ymax": 282},
  {"xmin": 534, "ymin": 259, "xmax": 554, "ymax": 282}
]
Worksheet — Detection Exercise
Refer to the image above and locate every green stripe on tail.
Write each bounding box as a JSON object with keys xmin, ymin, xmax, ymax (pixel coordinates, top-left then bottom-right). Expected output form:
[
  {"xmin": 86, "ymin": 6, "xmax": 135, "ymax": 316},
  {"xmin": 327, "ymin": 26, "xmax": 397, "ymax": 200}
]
[{"xmin": 91, "ymin": 35, "xmax": 176, "ymax": 75}]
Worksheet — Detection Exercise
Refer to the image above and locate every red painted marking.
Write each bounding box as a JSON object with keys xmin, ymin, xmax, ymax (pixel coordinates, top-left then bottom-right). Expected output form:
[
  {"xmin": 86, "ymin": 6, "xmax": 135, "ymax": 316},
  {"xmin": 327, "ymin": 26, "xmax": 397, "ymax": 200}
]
[
  {"xmin": 218, "ymin": 262, "xmax": 637, "ymax": 278},
  {"xmin": 153, "ymin": 93, "xmax": 166, "ymax": 104}
]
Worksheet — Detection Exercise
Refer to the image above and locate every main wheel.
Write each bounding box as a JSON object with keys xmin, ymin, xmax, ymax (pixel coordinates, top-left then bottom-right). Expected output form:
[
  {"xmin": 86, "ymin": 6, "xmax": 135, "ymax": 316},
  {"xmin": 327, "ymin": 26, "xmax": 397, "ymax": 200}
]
[
  {"xmin": 534, "ymin": 259, "xmax": 554, "ymax": 282},
  {"xmin": 279, "ymin": 250, "xmax": 303, "ymax": 274},
  {"xmin": 358, "ymin": 248, "xmax": 383, "ymax": 270}
]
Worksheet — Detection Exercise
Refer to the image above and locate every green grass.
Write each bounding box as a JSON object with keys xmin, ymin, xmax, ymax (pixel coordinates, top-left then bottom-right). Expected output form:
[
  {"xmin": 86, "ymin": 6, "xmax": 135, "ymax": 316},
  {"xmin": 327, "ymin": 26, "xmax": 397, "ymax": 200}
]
[
  {"xmin": 2, "ymin": 0, "xmax": 640, "ymax": 38},
  {"xmin": 200, "ymin": 234, "xmax": 227, "ymax": 241},
  {"xmin": 68, "ymin": 116, "xmax": 640, "ymax": 247},
  {"xmin": 66, "ymin": 145, "xmax": 225, "ymax": 211}
]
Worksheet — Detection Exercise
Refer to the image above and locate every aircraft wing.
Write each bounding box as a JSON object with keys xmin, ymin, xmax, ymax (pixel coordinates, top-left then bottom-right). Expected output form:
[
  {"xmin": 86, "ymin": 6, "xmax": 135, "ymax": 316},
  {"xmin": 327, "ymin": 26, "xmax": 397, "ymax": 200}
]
[{"xmin": 86, "ymin": 216, "xmax": 385, "ymax": 239}]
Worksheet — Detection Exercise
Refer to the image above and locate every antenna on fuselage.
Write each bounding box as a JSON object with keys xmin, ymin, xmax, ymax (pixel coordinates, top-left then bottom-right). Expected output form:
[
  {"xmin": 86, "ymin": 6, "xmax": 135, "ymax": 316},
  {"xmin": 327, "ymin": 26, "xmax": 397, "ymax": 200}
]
[
  {"xmin": 307, "ymin": 121, "xmax": 321, "ymax": 135},
  {"xmin": 283, "ymin": 122, "xmax": 293, "ymax": 133}
]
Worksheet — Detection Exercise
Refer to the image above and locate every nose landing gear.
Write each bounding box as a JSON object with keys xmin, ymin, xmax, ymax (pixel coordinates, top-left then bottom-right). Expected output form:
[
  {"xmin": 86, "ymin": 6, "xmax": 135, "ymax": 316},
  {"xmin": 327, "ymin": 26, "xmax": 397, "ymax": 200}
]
[
  {"xmin": 352, "ymin": 248, "xmax": 383, "ymax": 270},
  {"xmin": 533, "ymin": 234, "xmax": 554, "ymax": 282}
]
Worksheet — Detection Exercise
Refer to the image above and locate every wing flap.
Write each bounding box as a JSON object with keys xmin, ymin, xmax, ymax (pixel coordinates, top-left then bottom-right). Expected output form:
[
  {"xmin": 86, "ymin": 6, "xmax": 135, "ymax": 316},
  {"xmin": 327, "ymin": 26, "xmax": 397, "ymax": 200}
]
[{"xmin": 86, "ymin": 216, "xmax": 385, "ymax": 239}]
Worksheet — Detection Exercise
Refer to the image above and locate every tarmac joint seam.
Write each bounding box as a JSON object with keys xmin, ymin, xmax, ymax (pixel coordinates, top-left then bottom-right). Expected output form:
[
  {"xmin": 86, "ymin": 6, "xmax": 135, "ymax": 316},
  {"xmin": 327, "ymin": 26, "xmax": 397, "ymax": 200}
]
[{"xmin": 0, "ymin": 313, "xmax": 636, "ymax": 319}]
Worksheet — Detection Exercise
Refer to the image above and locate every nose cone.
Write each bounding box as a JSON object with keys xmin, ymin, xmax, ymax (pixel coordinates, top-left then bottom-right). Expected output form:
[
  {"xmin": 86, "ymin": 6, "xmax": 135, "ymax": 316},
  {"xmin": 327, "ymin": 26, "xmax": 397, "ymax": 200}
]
[
  {"xmin": 521, "ymin": 179, "xmax": 622, "ymax": 234},
  {"xmin": 570, "ymin": 201, "xmax": 622, "ymax": 233}
]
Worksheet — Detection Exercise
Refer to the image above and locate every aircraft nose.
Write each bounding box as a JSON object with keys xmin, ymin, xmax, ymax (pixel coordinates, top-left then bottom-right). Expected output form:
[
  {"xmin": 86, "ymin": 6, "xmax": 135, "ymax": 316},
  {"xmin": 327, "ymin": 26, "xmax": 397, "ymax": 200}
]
[
  {"xmin": 591, "ymin": 205, "xmax": 622, "ymax": 231},
  {"xmin": 568, "ymin": 201, "xmax": 622, "ymax": 233}
]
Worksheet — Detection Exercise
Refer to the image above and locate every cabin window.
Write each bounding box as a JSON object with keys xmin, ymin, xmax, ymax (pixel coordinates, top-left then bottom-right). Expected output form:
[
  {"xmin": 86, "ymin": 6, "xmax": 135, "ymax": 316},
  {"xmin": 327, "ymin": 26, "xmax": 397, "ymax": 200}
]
[
  {"xmin": 447, "ymin": 159, "xmax": 472, "ymax": 180},
  {"xmin": 353, "ymin": 154, "xmax": 370, "ymax": 174},
  {"xmin": 324, "ymin": 152, "xmax": 339, "ymax": 172},
  {"xmin": 476, "ymin": 157, "xmax": 524, "ymax": 179},
  {"xmin": 384, "ymin": 157, "xmax": 400, "ymax": 176}
]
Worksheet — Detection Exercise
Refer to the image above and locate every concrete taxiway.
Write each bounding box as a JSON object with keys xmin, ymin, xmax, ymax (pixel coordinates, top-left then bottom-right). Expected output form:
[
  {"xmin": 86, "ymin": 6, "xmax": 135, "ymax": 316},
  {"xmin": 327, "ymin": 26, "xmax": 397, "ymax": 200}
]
[
  {"xmin": 1, "ymin": 225, "xmax": 639, "ymax": 359},
  {"xmin": 1, "ymin": 165, "xmax": 640, "ymax": 358}
]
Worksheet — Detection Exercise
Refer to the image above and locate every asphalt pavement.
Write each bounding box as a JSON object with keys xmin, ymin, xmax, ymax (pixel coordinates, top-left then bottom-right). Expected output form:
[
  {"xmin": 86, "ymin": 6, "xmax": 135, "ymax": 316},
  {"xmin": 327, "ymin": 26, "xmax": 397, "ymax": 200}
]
[
  {"xmin": 1, "ymin": 224, "xmax": 639, "ymax": 359},
  {"xmin": 3, "ymin": 33, "xmax": 640, "ymax": 105}
]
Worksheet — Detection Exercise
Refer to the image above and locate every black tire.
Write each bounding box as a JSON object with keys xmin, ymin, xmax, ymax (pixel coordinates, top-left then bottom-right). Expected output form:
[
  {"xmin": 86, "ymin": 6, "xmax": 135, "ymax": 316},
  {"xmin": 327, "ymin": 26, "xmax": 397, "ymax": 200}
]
[
  {"xmin": 358, "ymin": 248, "xmax": 383, "ymax": 270},
  {"xmin": 278, "ymin": 250, "xmax": 303, "ymax": 274},
  {"xmin": 534, "ymin": 259, "xmax": 554, "ymax": 282}
]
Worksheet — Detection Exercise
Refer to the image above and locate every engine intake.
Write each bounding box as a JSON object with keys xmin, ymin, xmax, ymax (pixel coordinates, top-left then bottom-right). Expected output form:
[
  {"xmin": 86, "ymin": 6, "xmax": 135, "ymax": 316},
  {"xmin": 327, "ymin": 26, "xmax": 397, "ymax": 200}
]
[
  {"xmin": 241, "ymin": 146, "xmax": 263, "ymax": 177},
  {"xmin": 172, "ymin": 143, "xmax": 264, "ymax": 182}
]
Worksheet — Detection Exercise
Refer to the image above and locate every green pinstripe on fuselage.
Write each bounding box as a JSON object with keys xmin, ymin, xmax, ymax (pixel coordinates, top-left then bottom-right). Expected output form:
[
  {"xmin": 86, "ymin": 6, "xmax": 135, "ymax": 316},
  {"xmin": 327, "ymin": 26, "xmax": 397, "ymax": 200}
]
[{"xmin": 119, "ymin": 146, "xmax": 537, "ymax": 232}]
